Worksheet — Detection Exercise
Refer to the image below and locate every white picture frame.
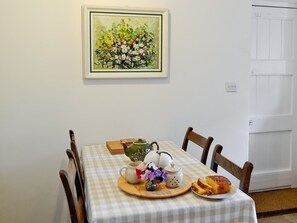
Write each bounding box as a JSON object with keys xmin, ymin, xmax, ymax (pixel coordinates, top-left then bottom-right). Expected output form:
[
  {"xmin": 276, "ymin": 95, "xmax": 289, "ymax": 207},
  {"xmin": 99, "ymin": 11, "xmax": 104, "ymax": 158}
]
[{"xmin": 82, "ymin": 5, "xmax": 169, "ymax": 79}]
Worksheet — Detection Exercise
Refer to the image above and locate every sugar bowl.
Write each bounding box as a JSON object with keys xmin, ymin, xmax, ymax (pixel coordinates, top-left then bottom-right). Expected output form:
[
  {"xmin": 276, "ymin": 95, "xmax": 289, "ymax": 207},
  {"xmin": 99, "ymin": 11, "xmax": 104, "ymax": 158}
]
[{"xmin": 164, "ymin": 162, "xmax": 183, "ymax": 188}]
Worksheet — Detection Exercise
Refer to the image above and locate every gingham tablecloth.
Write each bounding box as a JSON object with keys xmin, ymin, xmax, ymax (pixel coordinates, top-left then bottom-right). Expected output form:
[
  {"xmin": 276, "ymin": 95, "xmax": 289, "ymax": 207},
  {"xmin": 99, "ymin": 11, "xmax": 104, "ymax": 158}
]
[{"xmin": 82, "ymin": 141, "xmax": 257, "ymax": 223}]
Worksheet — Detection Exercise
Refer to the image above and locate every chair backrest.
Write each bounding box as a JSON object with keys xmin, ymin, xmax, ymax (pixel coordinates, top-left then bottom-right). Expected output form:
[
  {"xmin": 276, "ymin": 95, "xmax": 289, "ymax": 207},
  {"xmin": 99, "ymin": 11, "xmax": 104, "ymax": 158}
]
[
  {"xmin": 181, "ymin": 127, "xmax": 214, "ymax": 165},
  {"xmin": 66, "ymin": 149, "xmax": 85, "ymax": 200},
  {"xmin": 210, "ymin": 144, "xmax": 254, "ymax": 194},
  {"xmin": 59, "ymin": 151, "xmax": 86, "ymax": 223},
  {"xmin": 69, "ymin": 129, "xmax": 76, "ymax": 142},
  {"xmin": 69, "ymin": 130, "xmax": 84, "ymax": 185}
]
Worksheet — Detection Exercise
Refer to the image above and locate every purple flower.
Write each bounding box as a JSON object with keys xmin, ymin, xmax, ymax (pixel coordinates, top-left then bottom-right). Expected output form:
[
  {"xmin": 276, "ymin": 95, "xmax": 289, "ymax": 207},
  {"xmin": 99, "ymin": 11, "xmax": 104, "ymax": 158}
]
[
  {"xmin": 150, "ymin": 169, "xmax": 160, "ymax": 180},
  {"xmin": 137, "ymin": 162, "xmax": 168, "ymax": 184},
  {"xmin": 142, "ymin": 170, "xmax": 152, "ymax": 180},
  {"xmin": 162, "ymin": 171, "xmax": 168, "ymax": 179},
  {"xmin": 154, "ymin": 169, "xmax": 162, "ymax": 178}
]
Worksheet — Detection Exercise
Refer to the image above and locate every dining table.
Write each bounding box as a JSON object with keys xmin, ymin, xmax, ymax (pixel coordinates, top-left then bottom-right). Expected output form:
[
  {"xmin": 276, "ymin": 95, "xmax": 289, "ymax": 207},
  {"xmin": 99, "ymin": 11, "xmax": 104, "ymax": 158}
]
[{"xmin": 81, "ymin": 141, "xmax": 257, "ymax": 223}]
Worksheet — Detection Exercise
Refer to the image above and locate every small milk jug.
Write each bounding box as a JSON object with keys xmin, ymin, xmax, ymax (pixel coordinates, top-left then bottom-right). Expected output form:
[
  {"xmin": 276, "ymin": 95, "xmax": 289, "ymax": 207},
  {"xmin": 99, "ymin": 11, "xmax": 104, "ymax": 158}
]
[{"xmin": 119, "ymin": 161, "xmax": 141, "ymax": 184}]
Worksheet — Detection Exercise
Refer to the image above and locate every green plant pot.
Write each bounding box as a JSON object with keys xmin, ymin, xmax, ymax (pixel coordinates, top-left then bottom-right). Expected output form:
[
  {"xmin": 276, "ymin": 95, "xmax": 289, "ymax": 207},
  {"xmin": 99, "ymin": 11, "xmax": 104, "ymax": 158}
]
[{"xmin": 145, "ymin": 180, "xmax": 157, "ymax": 191}]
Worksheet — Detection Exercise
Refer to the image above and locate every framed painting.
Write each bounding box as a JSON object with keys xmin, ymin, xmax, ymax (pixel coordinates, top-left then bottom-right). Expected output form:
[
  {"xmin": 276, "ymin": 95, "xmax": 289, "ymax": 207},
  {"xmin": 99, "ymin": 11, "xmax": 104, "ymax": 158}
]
[{"xmin": 82, "ymin": 6, "xmax": 169, "ymax": 79}]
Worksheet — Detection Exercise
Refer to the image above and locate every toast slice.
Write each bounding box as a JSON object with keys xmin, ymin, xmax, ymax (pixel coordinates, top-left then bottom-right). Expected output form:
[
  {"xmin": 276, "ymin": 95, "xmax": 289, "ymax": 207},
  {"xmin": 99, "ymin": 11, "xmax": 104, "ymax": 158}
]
[
  {"xmin": 197, "ymin": 178, "xmax": 214, "ymax": 195},
  {"xmin": 191, "ymin": 182, "xmax": 208, "ymax": 195}
]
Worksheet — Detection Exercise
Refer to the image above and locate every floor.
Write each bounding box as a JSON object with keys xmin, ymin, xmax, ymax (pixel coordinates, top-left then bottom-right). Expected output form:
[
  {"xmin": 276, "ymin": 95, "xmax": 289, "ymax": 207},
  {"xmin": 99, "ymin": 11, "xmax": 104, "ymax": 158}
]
[{"xmin": 258, "ymin": 213, "xmax": 297, "ymax": 223}]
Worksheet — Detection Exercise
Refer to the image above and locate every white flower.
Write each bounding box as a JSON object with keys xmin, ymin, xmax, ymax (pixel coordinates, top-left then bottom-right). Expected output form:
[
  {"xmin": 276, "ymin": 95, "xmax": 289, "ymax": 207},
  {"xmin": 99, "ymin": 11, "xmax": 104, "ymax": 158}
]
[
  {"xmin": 133, "ymin": 56, "xmax": 140, "ymax": 61},
  {"xmin": 121, "ymin": 45, "xmax": 128, "ymax": 53},
  {"xmin": 111, "ymin": 47, "xmax": 117, "ymax": 53},
  {"xmin": 130, "ymin": 51, "xmax": 138, "ymax": 56}
]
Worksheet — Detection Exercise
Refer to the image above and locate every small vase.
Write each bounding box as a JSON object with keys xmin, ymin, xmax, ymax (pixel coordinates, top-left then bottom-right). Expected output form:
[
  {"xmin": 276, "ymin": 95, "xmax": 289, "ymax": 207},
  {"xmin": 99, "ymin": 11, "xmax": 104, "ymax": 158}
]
[{"xmin": 145, "ymin": 180, "xmax": 157, "ymax": 191}]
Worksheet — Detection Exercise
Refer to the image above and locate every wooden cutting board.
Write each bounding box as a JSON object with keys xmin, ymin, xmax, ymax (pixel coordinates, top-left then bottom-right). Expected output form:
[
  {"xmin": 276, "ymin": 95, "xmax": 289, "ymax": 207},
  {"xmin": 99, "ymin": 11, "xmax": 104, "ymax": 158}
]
[
  {"xmin": 106, "ymin": 141, "xmax": 124, "ymax": 155},
  {"xmin": 118, "ymin": 174, "xmax": 192, "ymax": 198}
]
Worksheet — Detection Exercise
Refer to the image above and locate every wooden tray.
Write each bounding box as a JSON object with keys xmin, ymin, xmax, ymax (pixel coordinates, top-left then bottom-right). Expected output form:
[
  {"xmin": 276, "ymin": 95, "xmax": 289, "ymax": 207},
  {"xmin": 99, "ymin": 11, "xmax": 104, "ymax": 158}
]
[
  {"xmin": 106, "ymin": 139, "xmax": 135, "ymax": 155},
  {"xmin": 106, "ymin": 141, "xmax": 124, "ymax": 155},
  {"xmin": 118, "ymin": 174, "xmax": 192, "ymax": 198}
]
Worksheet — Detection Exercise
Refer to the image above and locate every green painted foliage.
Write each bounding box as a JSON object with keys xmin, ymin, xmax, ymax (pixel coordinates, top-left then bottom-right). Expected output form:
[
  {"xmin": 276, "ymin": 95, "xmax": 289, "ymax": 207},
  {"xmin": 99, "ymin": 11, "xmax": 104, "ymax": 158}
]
[{"xmin": 94, "ymin": 19, "xmax": 157, "ymax": 69}]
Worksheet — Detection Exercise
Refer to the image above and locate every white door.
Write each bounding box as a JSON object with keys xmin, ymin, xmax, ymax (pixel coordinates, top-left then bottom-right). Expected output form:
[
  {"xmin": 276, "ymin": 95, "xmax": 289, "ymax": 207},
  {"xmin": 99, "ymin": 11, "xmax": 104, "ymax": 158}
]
[{"xmin": 249, "ymin": 5, "xmax": 297, "ymax": 191}]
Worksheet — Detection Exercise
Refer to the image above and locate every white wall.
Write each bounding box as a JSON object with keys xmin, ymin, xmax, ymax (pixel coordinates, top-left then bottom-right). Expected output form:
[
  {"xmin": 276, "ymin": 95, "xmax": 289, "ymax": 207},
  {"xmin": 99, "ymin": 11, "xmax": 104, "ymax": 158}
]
[{"xmin": 0, "ymin": 0, "xmax": 251, "ymax": 222}]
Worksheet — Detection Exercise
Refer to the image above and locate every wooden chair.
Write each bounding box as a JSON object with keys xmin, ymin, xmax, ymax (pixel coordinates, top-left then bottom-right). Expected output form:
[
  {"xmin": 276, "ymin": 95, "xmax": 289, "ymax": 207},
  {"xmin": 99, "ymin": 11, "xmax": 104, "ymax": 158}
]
[
  {"xmin": 69, "ymin": 129, "xmax": 84, "ymax": 186},
  {"xmin": 210, "ymin": 144, "xmax": 254, "ymax": 194},
  {"xmin": 66, "ymin": 149, "xmax": 85, "ymax": 200},
  {"xmin": 182, "ymin": 127, "xmax": 214, "ymax": 165},
  {"xmin": 69, "ymin": 129, "xmax": 76, "ymax": 142},
  {"xmin": 59, "ymin": 150, "xmax": 87, "ymax": 223}
]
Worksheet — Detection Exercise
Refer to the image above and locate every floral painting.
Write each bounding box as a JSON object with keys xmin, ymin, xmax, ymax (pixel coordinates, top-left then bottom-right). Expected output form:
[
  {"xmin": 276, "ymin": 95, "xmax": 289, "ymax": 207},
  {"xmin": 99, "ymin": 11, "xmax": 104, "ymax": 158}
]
[
  {"xmin": 83, "ymin": 7, "xmax": 168, "ymax": 78},
  {"xmin": 93, "ymin": 17, "xmax": 159, "ymax": 70}
]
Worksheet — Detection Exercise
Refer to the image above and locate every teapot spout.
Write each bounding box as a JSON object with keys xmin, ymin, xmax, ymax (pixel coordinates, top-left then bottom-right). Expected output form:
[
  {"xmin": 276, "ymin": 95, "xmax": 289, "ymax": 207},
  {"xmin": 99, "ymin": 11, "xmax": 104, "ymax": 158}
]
[{"xmin": 120, "ymin": 139, "xmax": 135, "ymax": 157}]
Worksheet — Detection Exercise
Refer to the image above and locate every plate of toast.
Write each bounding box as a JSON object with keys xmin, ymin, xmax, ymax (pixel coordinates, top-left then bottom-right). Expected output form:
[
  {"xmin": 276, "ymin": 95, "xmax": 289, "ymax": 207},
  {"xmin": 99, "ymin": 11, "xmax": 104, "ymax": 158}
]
[{"xmin": 191, "ymin": 175, "xmax": 237, "ymax": 199}]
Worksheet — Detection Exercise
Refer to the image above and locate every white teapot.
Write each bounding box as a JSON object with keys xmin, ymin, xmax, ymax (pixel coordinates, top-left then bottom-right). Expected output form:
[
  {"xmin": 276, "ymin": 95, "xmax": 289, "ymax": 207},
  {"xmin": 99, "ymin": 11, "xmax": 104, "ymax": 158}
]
[{"xmin": 143, "ymin": 146, "xmax": 173, "ymax": 168}]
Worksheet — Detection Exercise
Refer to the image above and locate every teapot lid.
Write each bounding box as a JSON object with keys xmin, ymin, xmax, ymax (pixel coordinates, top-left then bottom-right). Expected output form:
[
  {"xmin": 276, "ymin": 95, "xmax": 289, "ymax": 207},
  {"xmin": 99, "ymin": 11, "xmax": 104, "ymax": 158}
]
[
  {"xmin": 164, "ymin": 162, "xmax": 181, "ymax": 173},
  {"xmin": 134, "ymin": 138, "xmax": 147, "ymax": 144}
]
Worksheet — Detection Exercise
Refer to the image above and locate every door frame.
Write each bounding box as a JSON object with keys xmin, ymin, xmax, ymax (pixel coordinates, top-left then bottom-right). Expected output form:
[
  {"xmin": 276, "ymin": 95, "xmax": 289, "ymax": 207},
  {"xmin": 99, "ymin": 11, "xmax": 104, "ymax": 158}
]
[{"xmin": 252, "ymin": 0, "xmax": 297, "ymax": 9}]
